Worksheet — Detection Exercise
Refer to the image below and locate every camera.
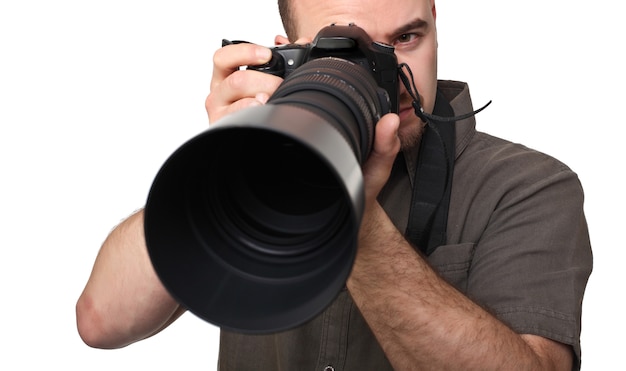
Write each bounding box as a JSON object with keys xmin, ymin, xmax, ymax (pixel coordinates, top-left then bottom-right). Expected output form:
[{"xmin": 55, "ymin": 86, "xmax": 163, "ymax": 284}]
[
  {"xmin": 249, "ymin": 23, "xmax": 399, "ymax": 112},
  {"xmin": 144, "ymin": 25, "xmax": 401, "ymax": 334}
]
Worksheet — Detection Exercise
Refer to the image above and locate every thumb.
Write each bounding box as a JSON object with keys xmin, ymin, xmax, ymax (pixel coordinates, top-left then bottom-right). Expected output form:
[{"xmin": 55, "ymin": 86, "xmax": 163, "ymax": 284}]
[{"xmin": 361, "ymin": 113, "xmax": 401, "ymax": 202}]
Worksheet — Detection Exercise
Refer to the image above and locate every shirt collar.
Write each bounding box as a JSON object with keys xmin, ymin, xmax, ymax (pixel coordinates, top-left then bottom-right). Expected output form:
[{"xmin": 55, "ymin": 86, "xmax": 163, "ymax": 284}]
[{"xmin": 402, "ymin": 80, "xmax": 477, "ymax": 186}]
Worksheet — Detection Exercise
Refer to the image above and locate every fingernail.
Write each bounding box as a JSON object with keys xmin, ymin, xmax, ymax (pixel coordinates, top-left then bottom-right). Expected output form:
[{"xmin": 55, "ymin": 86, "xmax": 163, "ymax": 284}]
[
  {"xmin": 255, "ymin": 92, "xmax": 269, "ymax": 104},
  {"xmin": 257, "ymin": 47, "xmax": 272, "ymax": 62}
]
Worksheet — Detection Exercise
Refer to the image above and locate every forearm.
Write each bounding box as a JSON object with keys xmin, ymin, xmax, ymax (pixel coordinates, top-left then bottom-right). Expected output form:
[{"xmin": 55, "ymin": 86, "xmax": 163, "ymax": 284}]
[
  {"xmin": 76, "ymin": 209, "xmax": 183, "ymax": 349},
  {"xmin": 347, "ymin": 203, "xmax": 564, "ymax": 370}
]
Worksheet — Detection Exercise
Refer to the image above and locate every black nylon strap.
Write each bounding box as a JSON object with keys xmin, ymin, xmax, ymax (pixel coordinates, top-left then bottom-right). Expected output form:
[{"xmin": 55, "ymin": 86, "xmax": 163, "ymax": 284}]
[{"xmin": 405, "ymin": 91, "xmax": 456, "ymax": 256}]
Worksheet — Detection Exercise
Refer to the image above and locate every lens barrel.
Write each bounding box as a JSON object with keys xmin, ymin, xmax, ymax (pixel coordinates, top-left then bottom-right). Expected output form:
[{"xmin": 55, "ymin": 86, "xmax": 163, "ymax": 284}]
[{"xmin": 145, "ymin": 57, "xmax": 388, "ymax": 333}]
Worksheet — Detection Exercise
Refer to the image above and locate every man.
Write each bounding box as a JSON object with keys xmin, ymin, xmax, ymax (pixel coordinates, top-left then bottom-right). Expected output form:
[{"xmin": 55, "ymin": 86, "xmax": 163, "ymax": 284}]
[{"xmin": 76, "ymin": 0, "xmax": 592, "ymax": 369}]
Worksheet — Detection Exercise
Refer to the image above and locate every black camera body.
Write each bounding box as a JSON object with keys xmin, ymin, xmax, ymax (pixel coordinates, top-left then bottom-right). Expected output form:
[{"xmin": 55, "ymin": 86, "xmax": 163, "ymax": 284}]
[{"xmin": 248, "ymin": 24, "xmax": 400, "ymax": 114}]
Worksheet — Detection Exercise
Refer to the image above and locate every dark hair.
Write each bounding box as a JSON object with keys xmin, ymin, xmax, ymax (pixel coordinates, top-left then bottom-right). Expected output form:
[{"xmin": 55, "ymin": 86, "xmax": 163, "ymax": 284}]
[{"xmin": 278, "ymin": 0, "xmax": 297, "ymax": 41}]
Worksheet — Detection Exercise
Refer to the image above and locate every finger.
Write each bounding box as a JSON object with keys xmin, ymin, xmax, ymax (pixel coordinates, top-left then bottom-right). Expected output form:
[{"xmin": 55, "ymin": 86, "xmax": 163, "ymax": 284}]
[
  {"xmin": 205, "ymin": 70, "xmax": 282, "ymax": 123},
  {"xmin": 210, "ymin": 43, "xmax": 273, "ymax": 91},
  {"xmin": 219, "ymin": 69, "xmax": 282, "ymax": 105},
  {"xmin": 216, "ymin": 97, "xmax": 266, "ymax": 120}
]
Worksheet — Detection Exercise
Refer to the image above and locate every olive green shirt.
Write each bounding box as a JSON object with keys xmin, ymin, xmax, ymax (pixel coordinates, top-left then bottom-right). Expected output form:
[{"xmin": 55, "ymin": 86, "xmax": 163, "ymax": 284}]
[{"xmin": 218, "ymin": 80, "xmax": 593, "ymax": 370}]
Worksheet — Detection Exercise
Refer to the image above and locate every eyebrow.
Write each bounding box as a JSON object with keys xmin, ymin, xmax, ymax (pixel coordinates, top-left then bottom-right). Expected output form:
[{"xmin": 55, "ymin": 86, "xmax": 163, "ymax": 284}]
[{"xmin": 388, "ymin": 18, "xmax": 429, "ymax": 37}]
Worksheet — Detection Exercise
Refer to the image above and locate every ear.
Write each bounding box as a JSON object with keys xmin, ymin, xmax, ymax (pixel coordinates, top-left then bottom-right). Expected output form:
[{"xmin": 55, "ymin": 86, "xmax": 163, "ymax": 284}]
[
  {"xmin": 274, "ymin": 35, "xmax": 290, "ymax": 46},
  {"xmin": 432, "ymin": 0, "xmax": 437, "ymax": 20}
]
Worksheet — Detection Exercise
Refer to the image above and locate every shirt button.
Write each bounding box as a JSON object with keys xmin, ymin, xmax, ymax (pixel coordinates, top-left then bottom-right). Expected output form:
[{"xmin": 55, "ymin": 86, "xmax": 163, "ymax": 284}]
[{"xmin": 324, "ymin": 366, "xmax": 335, "ymax": 371}]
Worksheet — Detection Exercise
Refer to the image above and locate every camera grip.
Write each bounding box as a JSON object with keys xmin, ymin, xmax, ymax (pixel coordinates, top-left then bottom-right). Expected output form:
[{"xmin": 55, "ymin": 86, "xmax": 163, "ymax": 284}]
[{"xmin": 247, "ymin": 49, "xmax": 286, "ymax": 77}]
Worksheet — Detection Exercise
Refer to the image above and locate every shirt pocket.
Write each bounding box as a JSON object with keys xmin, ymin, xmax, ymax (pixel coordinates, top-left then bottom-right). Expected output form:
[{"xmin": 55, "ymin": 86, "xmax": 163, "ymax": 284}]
[{"xmin": 426, "ymin": 242, "xmax": 476, "ymax": 294}]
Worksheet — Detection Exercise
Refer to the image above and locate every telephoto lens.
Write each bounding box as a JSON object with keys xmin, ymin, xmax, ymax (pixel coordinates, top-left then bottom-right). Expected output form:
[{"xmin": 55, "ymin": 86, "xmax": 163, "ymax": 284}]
[{"xmin": 145, "ymin": 54, "xmax": 393, "ymax": 333}]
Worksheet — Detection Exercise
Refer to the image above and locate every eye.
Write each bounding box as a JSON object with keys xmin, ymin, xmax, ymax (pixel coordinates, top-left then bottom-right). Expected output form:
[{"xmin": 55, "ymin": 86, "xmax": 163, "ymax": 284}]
[{"xmin": 394, "ymin": 33, "xmax": 419, "ymax": 45}]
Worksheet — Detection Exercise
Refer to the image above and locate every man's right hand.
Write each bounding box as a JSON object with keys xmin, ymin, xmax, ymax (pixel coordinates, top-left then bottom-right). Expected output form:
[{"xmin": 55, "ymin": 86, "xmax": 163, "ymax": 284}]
[{"xmin": 205, "ymin": 42, "xmax": 283, "ymax": 123}]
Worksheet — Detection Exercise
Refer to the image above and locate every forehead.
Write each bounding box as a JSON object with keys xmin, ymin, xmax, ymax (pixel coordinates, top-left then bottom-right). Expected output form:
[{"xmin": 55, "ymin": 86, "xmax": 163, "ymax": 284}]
[{"xmin": 292, "ymin": 0, "xmax": 433, "ymax": 40}]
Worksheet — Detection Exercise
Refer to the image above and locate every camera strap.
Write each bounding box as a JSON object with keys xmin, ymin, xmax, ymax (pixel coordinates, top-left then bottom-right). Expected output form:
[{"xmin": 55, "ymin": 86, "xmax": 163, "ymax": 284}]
[
  {"xmin": 399, "ymin": 64, "xmax": 491, "ymax": 256},
  {"xmin": 405, "ymin": 91, "xmax": 456, "ymax": 256}
]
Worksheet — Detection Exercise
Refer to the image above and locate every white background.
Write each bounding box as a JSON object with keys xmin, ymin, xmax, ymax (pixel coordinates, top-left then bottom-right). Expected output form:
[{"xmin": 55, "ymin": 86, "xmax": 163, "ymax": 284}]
[{"xmin": 1, "ymin": 0, "xmax": 622, "ymax": 369}]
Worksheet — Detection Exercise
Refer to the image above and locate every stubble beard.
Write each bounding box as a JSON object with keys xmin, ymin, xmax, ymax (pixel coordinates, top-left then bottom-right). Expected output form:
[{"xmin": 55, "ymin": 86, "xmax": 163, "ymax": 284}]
[
  {"xmin": 397, "ymin": 92, "xmax": 428, "ymax": 151},
  {"xmin": 399, "ymin": 119, "xmax": 426, "ymax": 151}
]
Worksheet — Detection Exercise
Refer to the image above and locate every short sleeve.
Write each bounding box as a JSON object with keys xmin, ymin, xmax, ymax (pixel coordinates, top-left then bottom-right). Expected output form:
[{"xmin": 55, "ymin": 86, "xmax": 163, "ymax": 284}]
[{"xmin": 464, "ymin": 152, "xmax": 592, "ymax": 367}]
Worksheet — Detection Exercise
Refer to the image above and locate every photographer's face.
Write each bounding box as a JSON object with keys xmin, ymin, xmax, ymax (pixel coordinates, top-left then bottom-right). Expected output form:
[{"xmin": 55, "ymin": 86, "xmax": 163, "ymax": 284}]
[{"xmin": 289, "ymin": 0, "xmax": 438, "ymax": 149}]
